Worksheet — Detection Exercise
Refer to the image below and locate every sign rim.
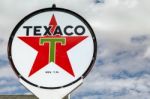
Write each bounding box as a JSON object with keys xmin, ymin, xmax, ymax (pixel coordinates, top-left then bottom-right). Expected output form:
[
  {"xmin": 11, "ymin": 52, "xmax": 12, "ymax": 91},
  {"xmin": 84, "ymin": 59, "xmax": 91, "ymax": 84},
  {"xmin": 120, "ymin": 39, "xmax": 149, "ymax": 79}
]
[{"xmin": 8, "ymin": 7, "xmax": 97, "ymax": 89}]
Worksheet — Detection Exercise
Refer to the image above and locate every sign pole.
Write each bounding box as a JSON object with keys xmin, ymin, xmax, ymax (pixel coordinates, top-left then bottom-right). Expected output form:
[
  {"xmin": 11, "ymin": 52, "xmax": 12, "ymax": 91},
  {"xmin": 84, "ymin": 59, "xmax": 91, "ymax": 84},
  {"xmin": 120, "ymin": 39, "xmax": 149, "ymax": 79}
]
[{"xmin": 63, "ymin": 95, "xmax": 70, "ymax": 99}]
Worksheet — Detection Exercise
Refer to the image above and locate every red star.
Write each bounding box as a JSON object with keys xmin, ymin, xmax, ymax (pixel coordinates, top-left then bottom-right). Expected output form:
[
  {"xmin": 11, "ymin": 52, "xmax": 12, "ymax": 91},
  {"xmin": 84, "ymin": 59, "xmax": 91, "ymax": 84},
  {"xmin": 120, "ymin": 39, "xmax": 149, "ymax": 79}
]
[{"xmin": 18, "ymin": 36, "xmax": 87, "ymax": 77}]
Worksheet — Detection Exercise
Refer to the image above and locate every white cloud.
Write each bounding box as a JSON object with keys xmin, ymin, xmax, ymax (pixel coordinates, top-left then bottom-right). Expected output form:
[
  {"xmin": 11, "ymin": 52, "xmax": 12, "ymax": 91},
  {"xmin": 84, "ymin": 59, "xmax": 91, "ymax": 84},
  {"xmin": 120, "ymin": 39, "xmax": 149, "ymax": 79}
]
[
  {"xmin": 0, "ymin": 86, "xmax": 18, "ymax": 93},
  {"xmin": 73, "ymin": 74, "xmax": 150, "ymax": 99},
  {"xmin": 0, "ymin": 66, "xmax": 16, "ymax": 78},
  {"xmin": 0, "ymin": 80, "xmax": 8, "ymax": 85}
]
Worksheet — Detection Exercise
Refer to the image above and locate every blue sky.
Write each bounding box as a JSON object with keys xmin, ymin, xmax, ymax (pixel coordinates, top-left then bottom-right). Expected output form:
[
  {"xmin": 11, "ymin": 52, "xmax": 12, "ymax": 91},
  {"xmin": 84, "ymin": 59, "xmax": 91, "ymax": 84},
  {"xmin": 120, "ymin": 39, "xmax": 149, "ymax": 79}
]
[{"xmin": 1, "ymin": 0, "xmax": 150, "ymax": 99}]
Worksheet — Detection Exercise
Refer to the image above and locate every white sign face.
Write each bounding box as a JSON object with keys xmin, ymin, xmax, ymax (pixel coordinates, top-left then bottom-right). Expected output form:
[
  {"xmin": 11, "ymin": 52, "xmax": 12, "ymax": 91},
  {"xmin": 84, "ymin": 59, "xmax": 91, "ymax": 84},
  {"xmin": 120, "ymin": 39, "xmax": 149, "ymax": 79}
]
[{"xmin": 8, "ymin": 8, "xmax": 97, "ymax": 89}]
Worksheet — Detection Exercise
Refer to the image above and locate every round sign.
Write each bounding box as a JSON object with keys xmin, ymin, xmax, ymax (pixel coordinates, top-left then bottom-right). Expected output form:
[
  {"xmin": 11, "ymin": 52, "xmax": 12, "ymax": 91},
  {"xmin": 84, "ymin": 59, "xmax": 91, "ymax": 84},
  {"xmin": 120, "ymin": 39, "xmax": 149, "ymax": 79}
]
[{"xmin": 8, "ymin": 7, "xmax": 97, "ymax": 89}]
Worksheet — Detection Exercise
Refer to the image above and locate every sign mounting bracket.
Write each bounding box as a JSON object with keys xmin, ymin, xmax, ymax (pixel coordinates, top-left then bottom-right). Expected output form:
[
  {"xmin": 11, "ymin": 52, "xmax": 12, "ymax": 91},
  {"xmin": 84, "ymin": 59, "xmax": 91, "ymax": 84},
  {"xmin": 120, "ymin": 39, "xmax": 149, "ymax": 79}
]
[{"xmin": 20, "ymin": 78, "xmax": 83, "ymax": 99}]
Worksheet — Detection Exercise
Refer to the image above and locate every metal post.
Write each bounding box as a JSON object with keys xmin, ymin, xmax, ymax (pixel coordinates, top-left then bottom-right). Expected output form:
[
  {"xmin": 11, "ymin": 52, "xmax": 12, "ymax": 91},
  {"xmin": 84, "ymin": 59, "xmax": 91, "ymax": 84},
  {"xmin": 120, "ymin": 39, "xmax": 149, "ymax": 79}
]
[{"xmin": 63, "ymin": 95, "xmax": 70, "ymax": 99}]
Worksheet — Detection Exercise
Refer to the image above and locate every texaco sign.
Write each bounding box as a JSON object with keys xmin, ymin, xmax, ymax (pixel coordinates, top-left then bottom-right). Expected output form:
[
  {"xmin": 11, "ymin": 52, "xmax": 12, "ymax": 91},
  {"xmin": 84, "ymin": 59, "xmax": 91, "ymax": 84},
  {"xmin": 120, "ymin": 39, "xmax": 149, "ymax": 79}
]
[{"xmin": 8, "ymin": 7, "xmax": 97, "ymax": 89}]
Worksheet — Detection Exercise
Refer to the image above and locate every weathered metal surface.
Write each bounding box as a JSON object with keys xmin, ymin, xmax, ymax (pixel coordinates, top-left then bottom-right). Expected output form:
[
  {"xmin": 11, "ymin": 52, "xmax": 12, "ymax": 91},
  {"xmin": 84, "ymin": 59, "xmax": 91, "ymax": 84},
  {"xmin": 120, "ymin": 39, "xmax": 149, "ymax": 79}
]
[
  {"xmin": 0, "ymin": 95, "xmax": 69, "ymax": 99},
  {"xmin": 0, "ymin": 95, "xmax": 37, "ymax": 99}
]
